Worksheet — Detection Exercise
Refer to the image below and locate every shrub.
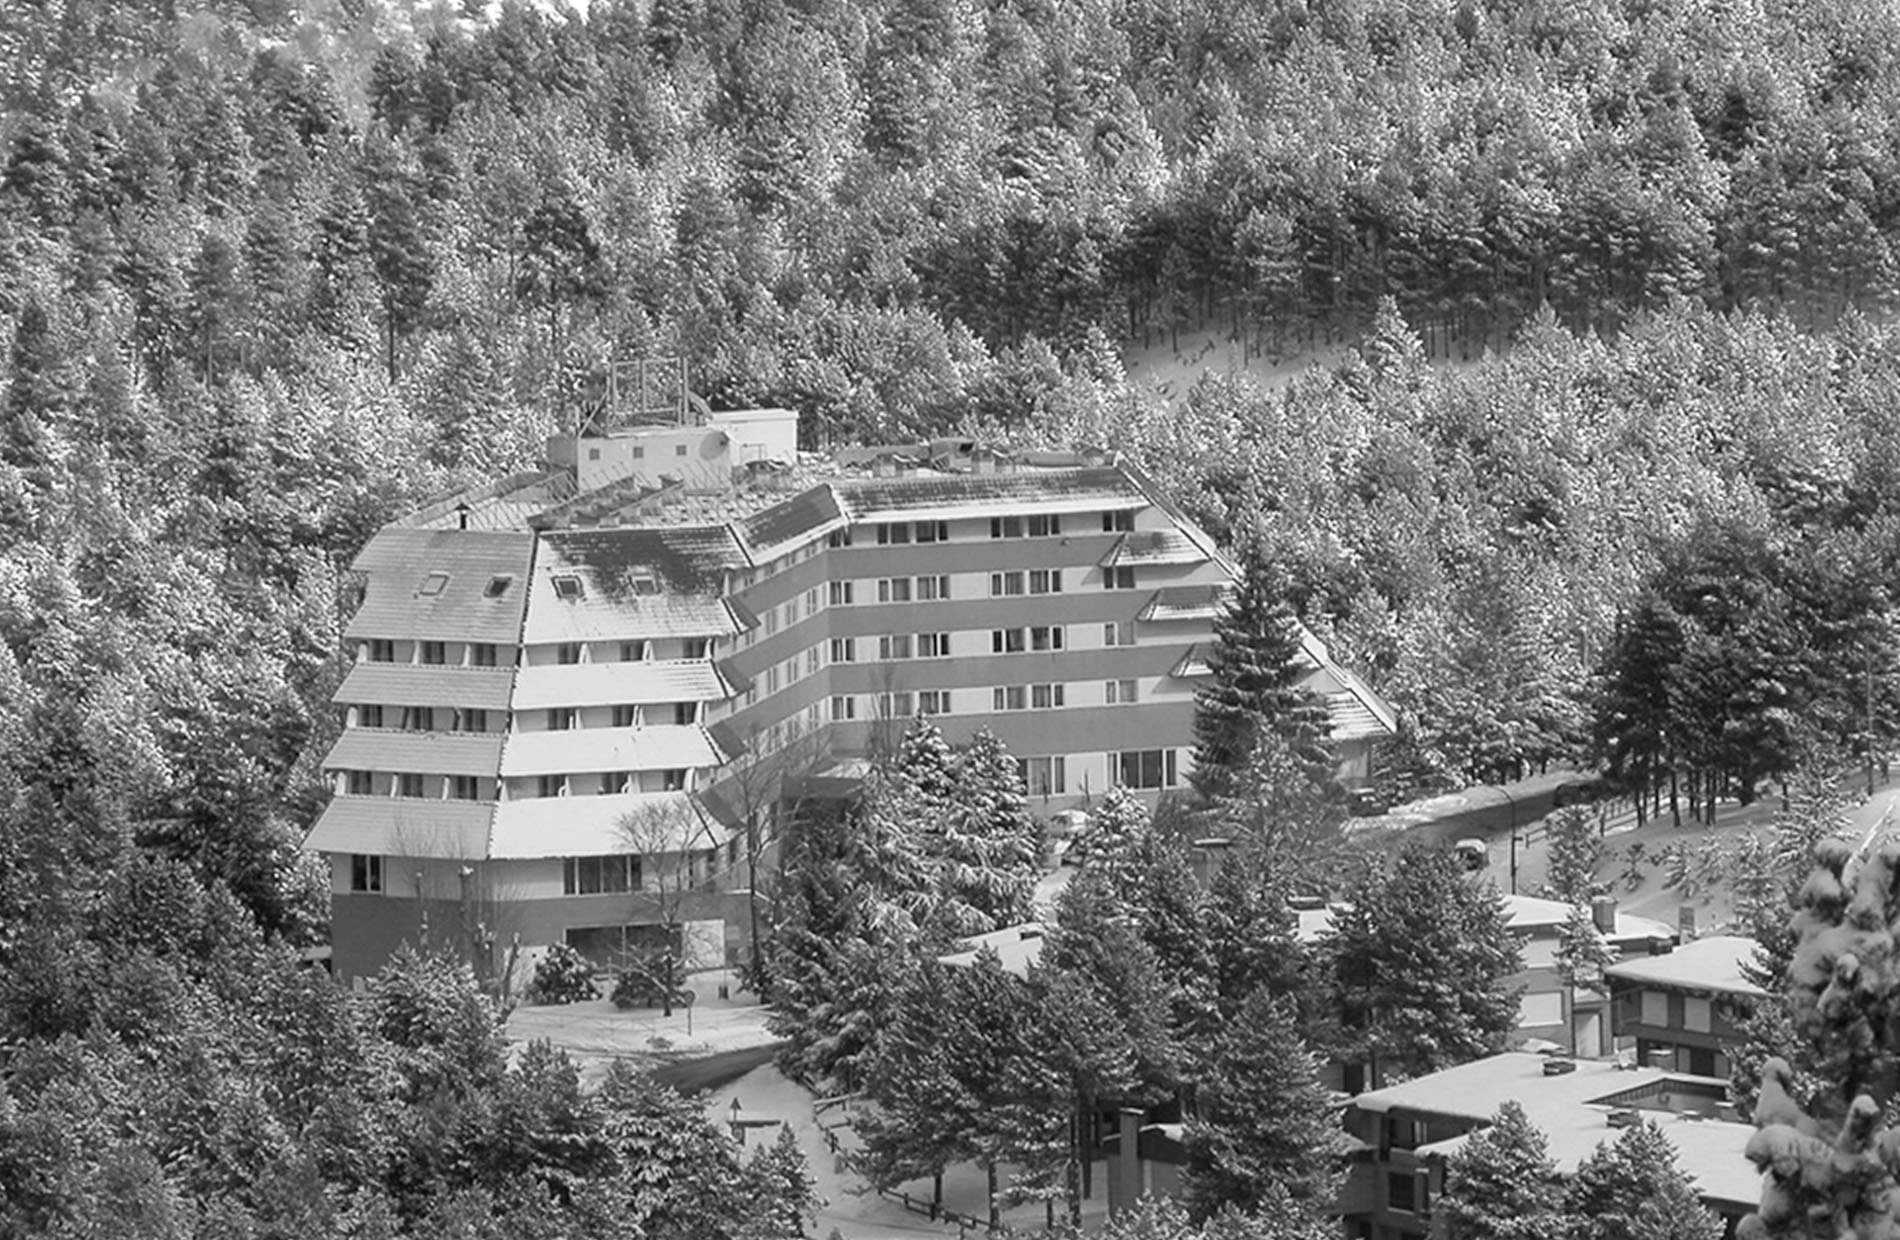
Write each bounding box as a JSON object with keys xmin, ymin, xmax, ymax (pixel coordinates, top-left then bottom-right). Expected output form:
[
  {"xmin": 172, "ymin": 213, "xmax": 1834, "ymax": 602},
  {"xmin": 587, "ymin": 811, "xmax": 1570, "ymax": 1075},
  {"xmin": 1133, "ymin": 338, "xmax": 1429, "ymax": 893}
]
[{"xmin": 524, "ymin": 943, "xmax": 598, "ymax": 1005}]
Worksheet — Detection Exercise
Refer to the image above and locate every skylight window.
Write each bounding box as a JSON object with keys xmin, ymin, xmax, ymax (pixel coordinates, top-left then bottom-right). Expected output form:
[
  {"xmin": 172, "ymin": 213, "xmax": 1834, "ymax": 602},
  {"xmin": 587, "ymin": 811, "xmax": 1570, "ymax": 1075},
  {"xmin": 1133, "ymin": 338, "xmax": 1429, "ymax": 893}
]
[
  {"xmin": 552, "ymin": 575, "xmax": 585, "ymax": 601},
  {"xmin": 418, "ymin": 572, "xmax": 449, "ymax": 596},
  {"xmin": 630, "ymin": 575, "xmax": 661, "ymax": 596},
  {"xmin": 484, "ymin": 576, "xmax": 513, "ymax": 598}
]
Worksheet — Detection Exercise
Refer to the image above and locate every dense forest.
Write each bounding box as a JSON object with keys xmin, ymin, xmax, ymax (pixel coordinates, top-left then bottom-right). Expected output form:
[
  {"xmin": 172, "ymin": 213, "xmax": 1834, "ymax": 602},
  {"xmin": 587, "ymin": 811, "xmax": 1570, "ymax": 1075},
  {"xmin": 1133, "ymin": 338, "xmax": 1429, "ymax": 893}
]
[{"xmin": 7, "ymin": 0, "xmax": 1900, "ymax": 1232}]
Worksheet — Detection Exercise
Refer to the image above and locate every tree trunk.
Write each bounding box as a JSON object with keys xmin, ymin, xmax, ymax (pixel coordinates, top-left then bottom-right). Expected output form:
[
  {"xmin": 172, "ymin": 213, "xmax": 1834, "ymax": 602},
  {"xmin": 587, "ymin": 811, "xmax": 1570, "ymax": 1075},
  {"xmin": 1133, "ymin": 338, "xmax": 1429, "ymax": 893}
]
[
  {"xmin": 1669, "ymin": 768, "xmax": 1680, "ymax": 827},
  {"xmin": 986, "ymin": 1162, "xmax": 999, "ymax": 1229}
]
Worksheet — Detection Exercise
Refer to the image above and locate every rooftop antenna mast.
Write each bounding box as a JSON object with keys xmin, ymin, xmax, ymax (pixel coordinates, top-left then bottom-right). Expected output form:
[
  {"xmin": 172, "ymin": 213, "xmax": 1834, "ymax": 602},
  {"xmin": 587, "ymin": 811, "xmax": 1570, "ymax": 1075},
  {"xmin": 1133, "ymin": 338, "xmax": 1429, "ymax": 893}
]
[{"xmin": 583, "ymin": 355, "xmax": 691, "ymax": 438}]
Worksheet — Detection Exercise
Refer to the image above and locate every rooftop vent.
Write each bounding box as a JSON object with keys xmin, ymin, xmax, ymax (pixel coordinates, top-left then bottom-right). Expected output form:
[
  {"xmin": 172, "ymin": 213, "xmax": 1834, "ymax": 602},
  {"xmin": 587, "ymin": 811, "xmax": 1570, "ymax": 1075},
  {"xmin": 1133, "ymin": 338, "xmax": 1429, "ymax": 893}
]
[
  {"xmin": 1542, "ymin": 1057, "xmax": 1578, "ymax": 1077},
  {"xmin": 1606, "ymin": 1108, "xmax": 1641, "ymax": 1128}
]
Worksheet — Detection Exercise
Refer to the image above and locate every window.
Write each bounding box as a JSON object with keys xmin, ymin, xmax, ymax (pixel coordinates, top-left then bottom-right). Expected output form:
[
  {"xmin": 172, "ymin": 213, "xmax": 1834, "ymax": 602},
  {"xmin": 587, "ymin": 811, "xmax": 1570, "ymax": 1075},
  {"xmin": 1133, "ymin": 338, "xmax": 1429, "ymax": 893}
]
[
  {"xmin": 993, "ymin": 685, "xmax": 1028, "ymax": 711},
  {"xmin": 875, "ymin": 522, "xmax": 911, "ymax": 545},
  {"xmin": 631, "ymin": 574, "xmax": 662, "ymax": 596},
  {"xmin": 350, "ymin": 854, "xmax": 384, "ymax": 893},
  {"xmin": 764, "ymin": 608, "xmax": 779, "ymax": 636},
  {"xmin": 1104, "ymin": 566, "xmax": 1137, "ymax": 590},
  {"xmin": 663, "ymin": 768, "xmax": 687, "ymax": 791},
  {"xmin": 1029, "ymin": 569, "xmax": 1064, "ymax": 595},
  {"xmin": 919, "ymin": 689, "xmax": 950, "ymax": 715},
  {"xmin": 829, "ymin": 581, "xmax": 854, "ymax": 606},
  {"xmin": 915, "ymin": 574, "xmax": 951, "ymax": 600},
  {"xmin": 539, "ymin": 774, "xmax": 567, "ymax": 798},
  {"xmin": 471, "ymin": 642, "xmax": 498, "ymax": 667},
  {"xmin": 827, "ymin": 528, "xmax": 853, "ymax": 548},
  {"xmin": 830, "ymin": 695, "xmax": 856, "ymax": 721},
  {"xmin": 452, "ymin": 775, "xmax": 480, "ymax": 801},
  {"xmin": 915, "ymin": 520, "xmax": 949, "ymax": 542},
  {"xmin": 919, "ymin": 632, "xmax": 952, "ymax": 658},
  {"xmin": 1020, "ymin": 756, "xmax": 1066, "ymax": 797},
  {"xmin": 1114, "ymin": 749, "xmax": 1178, "ymax": 789},
  {"xmin": 401, "ymin": 706, "xmax": 431, "ymax": 731},
  {"xmin": 552, "ymin": 575, "xmax": 585, "ymax": 600},
  {"xmin": 668, "ymin": 701, "xmax": 695, "ymax": 727},
  {"xmin": 421, "ymin": 640, "xmax": 446, "ymax": 665},
  {"xmin": 621, "ymin": 640, "xmax": 649, "ymax": 662},
  {"xmin": 454, "ymin": 708, "xmax": 487, "ymax": 733},
  {"xmin": 989, "ymin": 571, "xmax": 1025, "ymax": 597},
  {"xmin": 766, "ymin": 664, "xmax": 781, "ymax": 693},
  {"xmin": 805, "ymin": 586, "xmax": 821, "ymax": 615},
  {"xmin": 684, "ymin": 637, "xmax": 710, "ymax": 660},
  {"xmin": 1386, "ymin": 1117, "xmax": 1421, "ymax": 1152},
  {"xmin": 558, "ymin": 642, "xmax": 583, "ymax": 665},
  {"xmin": 830, "ymin": 638, "xmax": 857, "ymax": 663},
  {"xmin": 588, "ymin": 447, "xmax": 601, "ymax": 461},
  {"xmin": 631, "ymin": 445, "xmax": 646, "ymax": 459},
  {"xmin": 368, "ymin": 639, "xmax": 395, "ymax": 663},
  {"xmin": 992, "ymin": 628, "xmax": 1026, "ymax": 654},
  {"xmin": 1104, "ymin": 622, "xmax": 1135, "ymax": 647},
  {"xmin": 548, "ymin": 708, "xmax": 577, "ymax": 731},
  {"xmin": 674, "ymin": 443, "xmax": 688, "ymax": 456},
  {"xmin": 1030, "ymin": 625, "xmax": 1064, "ymax": 651},
  {"xmin": 1387, "ymin": 1173, "xmax": 1418, "ymax": 1214},
  {"xmin": 483, "ymin": 576, "xmax": 513, "ymax": 598},
  {"xmin": 563, "ymin": 855, "xmax": 638, "ymax": 895},
  {"xmin": 878, "ymin": 577, "xmax": 913, "ymax": 604},
  {"xmin": 990, "ymin": 516, "xmax": 1025, "ymax": 539},
  {"xmin": 806, "ymin": 645, "xmax": 820, "ymax": 675},
  {"xmin": 347, "ymin": 770, "xmax": 373, "ymax": 795},
  {"xmin": 358, "ymin": 705, "xmax": 384, "ymax": 728},
  {"xmin": 1106, "ymin": 678, "xmax": 1138, "ymax": 705},
  {"xmin": 398, "ymin": 773, "xmax": 425, "ymax": 797},
  {"xmin": 783, "ymin": 599, "xmax": 799, "ymax": 627},
  {"xmin": 1028, "ymin": 514, "xmax": 1061, "ymax": 536},
  {"xmin": 1031, "ymin": 683, "xmax": 1066, "ymax": 709},
  {"xmin": 1103, "ymin": 510, "xmax": 1135, "ymax": 532},
  {"xmin": 879, "ymin": 692, "xmax": 915, "ymax": 718},
  {"xmin": 879, "ymin": 634, "xmax": 914, "ymax": 660},
  {"xmin": 613, "ymin": 704, "xmax": 641, "ymax": 728},
  {"xmin": 418, "ymin": 572, "xmax": 449, "ymax": 596}
]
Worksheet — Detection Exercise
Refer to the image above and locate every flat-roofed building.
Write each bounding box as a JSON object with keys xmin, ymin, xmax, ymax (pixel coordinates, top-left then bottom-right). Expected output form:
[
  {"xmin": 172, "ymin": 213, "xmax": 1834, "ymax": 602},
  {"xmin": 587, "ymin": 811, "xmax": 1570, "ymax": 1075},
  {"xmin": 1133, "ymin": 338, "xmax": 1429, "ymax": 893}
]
[
  {"xmin": 305, "ymin": 407, "xmax": 1398, "ymax": 986},
  {"xmin": 1604, "ymin": 934, "xmax": 1766, "ymax": 1080}
]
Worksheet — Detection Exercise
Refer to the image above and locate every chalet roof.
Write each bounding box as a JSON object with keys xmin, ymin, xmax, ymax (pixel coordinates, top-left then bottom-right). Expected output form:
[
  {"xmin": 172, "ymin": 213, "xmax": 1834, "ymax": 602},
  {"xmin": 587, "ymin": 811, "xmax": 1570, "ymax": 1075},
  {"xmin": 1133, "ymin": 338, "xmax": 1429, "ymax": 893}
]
[
  {"xmin": 344, "ymin": 529, "xmax": 534, "ymax": 644},
  {"xmin": 322, "ymin": 729, "xmax": 507, "ymax": 777},
  {"xmin": 1099, "ymin": 530, "xmax": 1208, "ymax": 568},
  {"xmin": 303, "ymin": 796, "xmax": 493, "ymax": 860},
  {"xmin": 1604, "ymin": 936, "xmax": 1766, "ymax": 998},
  {"xmin": 487, "ymin": 789, "xmax": 725, "ymax": 860},
  {"xmin": 333, "ymin": 664, "xmax": 516, "ymax": 710},
  {"xmin": 497, "ymin": 725, "xmax": 724, "ymax": 777},
  {"xmin": 511, "ymin": 661, "xmax": 737, "ymax": 710},
  {"xmin": 522, "ymin": 529, "xmax": 747, "ymax": 643}
]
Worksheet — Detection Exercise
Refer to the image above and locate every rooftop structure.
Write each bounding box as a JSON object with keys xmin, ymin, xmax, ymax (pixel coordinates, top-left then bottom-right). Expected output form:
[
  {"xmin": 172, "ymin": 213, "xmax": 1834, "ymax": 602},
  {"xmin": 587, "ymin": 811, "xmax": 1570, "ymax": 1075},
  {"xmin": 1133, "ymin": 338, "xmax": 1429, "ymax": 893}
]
[
  {"xmin": 1605, "ymin": 934, "xmax": 1766, "ymax": 1081},
  {"xmin": 305, "ymin": 407, "xmax": 1400, "ymax": 986}
]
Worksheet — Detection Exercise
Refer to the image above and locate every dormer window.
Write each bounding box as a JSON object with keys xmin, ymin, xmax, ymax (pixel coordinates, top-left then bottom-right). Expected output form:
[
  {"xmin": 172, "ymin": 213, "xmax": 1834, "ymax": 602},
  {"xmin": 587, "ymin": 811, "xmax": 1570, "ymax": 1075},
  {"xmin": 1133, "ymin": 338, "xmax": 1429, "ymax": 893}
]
[
  {"xmin": 552, "ymin": 575, "xmax": 584, "ymax": 600},
  {"xmin": 484, "ymin": 575, "xmax": 513, "ymax": 598},
  {"xmin": 418, "ymin": 572, "xmax": 449, "ymax": 596},
  {"xmin": 630, "ymin": 574, "xmax": 661, "ymax": 596}
]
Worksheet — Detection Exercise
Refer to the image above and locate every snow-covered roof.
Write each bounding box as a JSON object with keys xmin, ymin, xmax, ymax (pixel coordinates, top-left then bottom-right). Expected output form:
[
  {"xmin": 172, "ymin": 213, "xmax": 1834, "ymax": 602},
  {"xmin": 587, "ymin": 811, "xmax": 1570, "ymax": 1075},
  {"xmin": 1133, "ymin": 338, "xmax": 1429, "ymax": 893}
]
[{"xmin": 1603, "ymin": 935, "xmax": 1766, "ymax": 998}]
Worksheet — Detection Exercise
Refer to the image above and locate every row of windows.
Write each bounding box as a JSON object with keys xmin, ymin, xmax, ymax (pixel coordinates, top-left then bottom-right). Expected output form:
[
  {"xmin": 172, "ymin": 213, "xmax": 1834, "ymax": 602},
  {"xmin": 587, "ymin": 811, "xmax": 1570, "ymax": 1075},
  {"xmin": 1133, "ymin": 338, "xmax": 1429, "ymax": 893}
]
[
  {"xmin": 362, "ymin": 639, "xmax": 720, "ymax": 667},
  {"xmin": 345, "ymin": 851, "xmax": 703, "ymax": 898},
  {"xmin": 534, "ymin": 770, "xmax": 687, "ymax": 797},
  {"xmin": 552, "ymin": 638, "xmax": 712, "ymax": 664},
  {"xmin": 365, "ymin": 639, "xmax": 504, "ymax": 667},
  {"xmin": 821, "ymin": 510, "xmax": 1137, "ymax": 550},
  {"xmin": 346, "ymin": 771, "xmax": 485, "ymax": 799},
  {"xmin": 819, "ymin": 680, "xmax": 1146, "ymax": 722},
  {"xmin": 353, "ymin": 703, "xmax": 706, "ymax": 732},
  {"xmin": 548, "ymin": 703, "xmax": 700, "ymax": 729}
]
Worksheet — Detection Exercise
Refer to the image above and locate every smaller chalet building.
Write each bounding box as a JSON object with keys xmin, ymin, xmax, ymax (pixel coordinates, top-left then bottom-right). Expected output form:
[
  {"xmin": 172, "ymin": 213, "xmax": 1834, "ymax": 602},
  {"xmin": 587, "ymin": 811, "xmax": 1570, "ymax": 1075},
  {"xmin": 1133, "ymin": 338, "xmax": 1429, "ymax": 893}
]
[{"xmin": 1604, "ymin": 934, "xmax": 1765, "ymax": 1080}]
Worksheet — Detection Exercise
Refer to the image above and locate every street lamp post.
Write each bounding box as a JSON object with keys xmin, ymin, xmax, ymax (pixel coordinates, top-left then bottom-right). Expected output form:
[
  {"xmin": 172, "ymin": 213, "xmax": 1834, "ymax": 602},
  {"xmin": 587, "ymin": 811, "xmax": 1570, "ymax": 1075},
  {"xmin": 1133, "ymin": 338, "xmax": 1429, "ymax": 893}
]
[{"xmin": 1496, "ymin": 785, "xmax": 1521, "ymax": 895}]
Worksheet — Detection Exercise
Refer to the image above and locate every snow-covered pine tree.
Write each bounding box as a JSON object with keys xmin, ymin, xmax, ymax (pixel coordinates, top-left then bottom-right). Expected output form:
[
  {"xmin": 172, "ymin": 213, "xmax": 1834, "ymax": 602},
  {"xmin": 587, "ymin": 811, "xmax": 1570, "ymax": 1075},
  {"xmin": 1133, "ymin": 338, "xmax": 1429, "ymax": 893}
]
[
  {"xmin": 1435, "ymin": 1101, "xmax": 1565, "ymax": 1240},
  {"xmin": 1189, "ymin": 542, "xmax": 1333, "ymax": 804},
  {"xmin": 926, "ymin": 727, "xmax": 1041, "ymax": 935},
  {"xmin": 1565, "ymin": 1120, "xmax": 1721, "ymax": 1240}
]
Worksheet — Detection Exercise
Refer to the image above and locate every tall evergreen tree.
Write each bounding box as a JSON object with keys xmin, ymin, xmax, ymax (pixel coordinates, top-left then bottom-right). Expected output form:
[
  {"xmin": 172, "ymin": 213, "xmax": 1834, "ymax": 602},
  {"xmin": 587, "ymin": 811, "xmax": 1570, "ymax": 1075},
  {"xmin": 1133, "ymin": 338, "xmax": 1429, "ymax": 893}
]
[
  {"xmin": 1565, "ymin": 1121, "xmax": 1721, "ymax": 1240},
  {"xmin": 1190, "ymin": 544, "xmax": 1333, "ymax": 804},
  {"xmin": 1436, "ymin": 1101, "xmax": 1565, "ymax": 1240}
]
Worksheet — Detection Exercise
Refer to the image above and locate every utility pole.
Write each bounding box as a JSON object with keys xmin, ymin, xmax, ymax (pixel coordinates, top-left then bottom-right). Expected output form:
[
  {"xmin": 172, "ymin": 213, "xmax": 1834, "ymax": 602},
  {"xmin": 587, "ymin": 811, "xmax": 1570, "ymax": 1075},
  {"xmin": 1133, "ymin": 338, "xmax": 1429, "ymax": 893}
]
[{"xmin": 1496, "ymin": 784, "xmax": 1521, "ymax": 895}]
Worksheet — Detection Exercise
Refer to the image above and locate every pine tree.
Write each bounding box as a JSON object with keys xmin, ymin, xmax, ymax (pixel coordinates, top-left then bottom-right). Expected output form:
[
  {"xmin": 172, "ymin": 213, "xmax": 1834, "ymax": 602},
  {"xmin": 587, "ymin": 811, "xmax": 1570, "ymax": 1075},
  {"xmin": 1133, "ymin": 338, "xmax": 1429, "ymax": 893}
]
[
  {"xmin": 1436, "ymin": 1101, "xmax": 1565, "ymax": 1240},
  {"xmin": 1068, "ymin": 785, "xmax": 1149, "ymax": 876},
  {"xmin": 1200, "ymin": 839, "xmax": 1310, "ymax": 1021},
  {"xmin": 925, "ymin": 728, "xmax": 1041, "ymax": 934},
  {"xmin": 1565, "ymin": 1120, "xmax": 1721, "ymax": 1240},
  {"xmin": 1326, "ymin": 844, "xmax": 1523, "ymax": 1085},
  {"xmin": 1190, "ymin": 543, "xmax": 1334, "ymax": 804},
  {"xmin": 1182, "ymin": 987, "xmax": 1344, "ymax": 1223}
]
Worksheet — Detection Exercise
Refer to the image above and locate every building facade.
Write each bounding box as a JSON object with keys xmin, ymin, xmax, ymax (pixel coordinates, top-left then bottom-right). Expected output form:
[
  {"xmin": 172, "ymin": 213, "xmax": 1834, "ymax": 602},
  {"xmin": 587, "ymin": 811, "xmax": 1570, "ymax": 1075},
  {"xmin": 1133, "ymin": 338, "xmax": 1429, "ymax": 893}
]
[
  {"xmin": 1604, "ymin": 935, "xmax": 1765, "ymax": 1080},
  {"xmin": 305, "ymin": 408, "xmax": 1398, "ymax": 986}
]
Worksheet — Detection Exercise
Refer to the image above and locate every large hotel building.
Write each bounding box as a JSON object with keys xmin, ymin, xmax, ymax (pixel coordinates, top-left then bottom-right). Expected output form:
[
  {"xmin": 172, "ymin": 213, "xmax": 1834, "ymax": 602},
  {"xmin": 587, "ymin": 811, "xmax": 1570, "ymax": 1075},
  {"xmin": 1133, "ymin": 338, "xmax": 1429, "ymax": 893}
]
[{"xmin": 305, "ymin": 405, "xmax": 1397, "ymax": 986}]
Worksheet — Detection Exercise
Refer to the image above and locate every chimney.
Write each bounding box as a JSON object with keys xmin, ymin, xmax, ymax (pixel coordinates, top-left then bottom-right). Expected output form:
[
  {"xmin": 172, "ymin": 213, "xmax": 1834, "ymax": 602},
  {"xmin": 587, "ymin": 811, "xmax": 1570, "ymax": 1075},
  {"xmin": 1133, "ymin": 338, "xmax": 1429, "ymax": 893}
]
[
  {"xmin": 1591, "ymin": 895, "xmax": 1618, "ymax": 934},
  {"xmin": 456, "ymin": 501, "xmax": 471, "ymax": 531}
]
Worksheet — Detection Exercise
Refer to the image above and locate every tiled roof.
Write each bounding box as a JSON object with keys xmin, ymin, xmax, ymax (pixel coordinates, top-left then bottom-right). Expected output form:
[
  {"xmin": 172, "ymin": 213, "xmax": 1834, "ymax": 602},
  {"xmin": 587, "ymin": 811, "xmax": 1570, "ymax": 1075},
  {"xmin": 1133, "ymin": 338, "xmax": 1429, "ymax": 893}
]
[
  {"xmin": 498, "ymin": 725, "xmax": 723, "ymax": 777},
  {"xmin": 835, "ymin": 468, "xmax": 1144, "ymax": 522},
  {"xmin": 511, "ymin": 661, "xmax": 732, "ymax": 710},
  {"xmin": 1170, "ymin": 644, "xmax": 1213, "ymax": 678},
  {"xmin": 1604, "ymin": 936, "xmax": 1766, "ymax": 997},
  {"xmin": 334, "ymin": 664, "xmax": 516, "ymax": 710},
  {"xmin": 1359, "ymin": 1053, "xmax": 1761, "ymax": 1209},
  {"xmin": 1323, "ymin": 691, "xmax": 1388, "ymax": 741},
  {"xmin": 303, "ymin": 796, "xmax": 494, "ymax": 859},
  {"xmin": 1138, "ymin": 584, "xmax": 1229, "ymax": 622},
  {"xmin": 522, "ymin": 529, "xmax": 744, "ymax": 643},
  {"xmin": 1099, "ymin": 530, "xmax": 1208, "ymax": 568},
  {"xmin": 487, "ymin": 790, "xmax": 725, "ymax": 859},
  {"xmin": 345, "ymin": 529, "xmax": 535, "ymax": 643},
  {"xmin": 738, "ymin": 484, "xmax": 846, "ymax": 561},
  {"xmin": 322, "ymin": 729, "xmax": 506, "ymax": 776}
]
